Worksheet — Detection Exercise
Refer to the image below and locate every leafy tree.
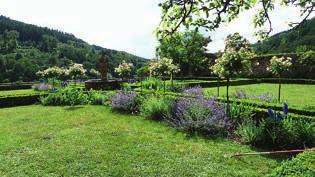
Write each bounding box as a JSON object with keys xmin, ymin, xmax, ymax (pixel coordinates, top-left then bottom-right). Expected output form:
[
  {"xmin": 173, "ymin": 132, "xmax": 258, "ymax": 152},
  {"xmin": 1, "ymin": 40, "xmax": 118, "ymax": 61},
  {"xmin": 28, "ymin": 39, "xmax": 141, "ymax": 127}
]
[
  {"xmin": 211, "ymin": 33, "xmax": 253, "ymax": 115},
  {"xmin": 148, "ymin": 58, "xmax": 180, "ymax": 91},
  {"xmin": 0, "ymin": 30, "xmax": 19, "ymax": 53},
  {"xmin": 114, "ymin": 60, "xmax": 134, "ymax": 80},
  {"xmin": 157, "ymin": 30, "xmax": 210, "ymax": 76},
  {"xmin": 37, "ymin": 66, "xmax": 65, "ymax": 88},
  {"xmin": 40, "ymin": 35, "xmax": 58, "ymax": 52},
  {"xmin": 157, "ymin": 0, "xmax": 315, "ymax": 39},
  {"xmin": 68, "ymin": 63, "xmax": 86, "ymax": 85},
  {"xmin": 268, "ymin": 56, "xmax": 292, "ymax": 102}
]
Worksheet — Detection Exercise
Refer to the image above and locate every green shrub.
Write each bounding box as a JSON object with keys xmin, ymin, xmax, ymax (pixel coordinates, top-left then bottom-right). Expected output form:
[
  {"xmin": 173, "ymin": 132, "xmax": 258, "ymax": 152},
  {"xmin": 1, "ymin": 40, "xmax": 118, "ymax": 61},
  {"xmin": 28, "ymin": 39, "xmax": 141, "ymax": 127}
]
[
  {"xmin": 230, "ymin": 102, "xmax": 255, "ymax": 125},
  {"xmin": 140, "ymin": 96, "xmax": 173, "ymax": 120},
  {"xmin": 269, "ymin": 151, "xmax": 315, "ymax": 177},
  {"xmin": 142, "ymin": 77, "xmax": 163, "ymax": 90},
  {"xmin": 88, "ymin": 91, "xmax": 113, "ymax": 106},
  {"xmin": 282, "ymin": 117, "xmax": 315, "ymax": 148},
  {"xmin": 40, "ymin": 88, "xmax": 88, "ymax": 106},
  {"xmin": 236, "ymin": 116, "xmax": 315, "ymax": 148},
  {"xmin": 236, "ymin": 121, "xmax": 262, "ymax": 145}
]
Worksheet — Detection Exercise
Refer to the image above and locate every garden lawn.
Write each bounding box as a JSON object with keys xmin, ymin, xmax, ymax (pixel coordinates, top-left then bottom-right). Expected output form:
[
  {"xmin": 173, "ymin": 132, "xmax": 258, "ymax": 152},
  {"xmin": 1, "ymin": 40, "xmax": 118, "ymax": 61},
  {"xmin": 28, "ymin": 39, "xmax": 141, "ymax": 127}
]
[
  {"xmin": 0, "ymin": 105, "xmax": 281, "ymax": 176},
  {"xmin": 204, "ymin": 83, "xmax": 315, "ymax": 110}
]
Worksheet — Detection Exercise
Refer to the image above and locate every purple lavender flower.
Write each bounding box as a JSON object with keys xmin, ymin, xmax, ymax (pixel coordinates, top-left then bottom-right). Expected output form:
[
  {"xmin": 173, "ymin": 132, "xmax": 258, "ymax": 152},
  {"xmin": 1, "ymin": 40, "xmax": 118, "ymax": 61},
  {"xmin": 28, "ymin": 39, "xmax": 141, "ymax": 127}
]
[
  {"xmin": 182, "ymin": 86, "xmax": 204, "ymax": 98},
  {"xmin": 259, "ymin": 92, "xmax": 275, "ymax": 102},
  {"xmin": 110, "ymin": 91, "xmax": 139, "ymax": 113},
  {"xmin": 167, "ymin": 95, "xmax": 231, "ymax": 136}
]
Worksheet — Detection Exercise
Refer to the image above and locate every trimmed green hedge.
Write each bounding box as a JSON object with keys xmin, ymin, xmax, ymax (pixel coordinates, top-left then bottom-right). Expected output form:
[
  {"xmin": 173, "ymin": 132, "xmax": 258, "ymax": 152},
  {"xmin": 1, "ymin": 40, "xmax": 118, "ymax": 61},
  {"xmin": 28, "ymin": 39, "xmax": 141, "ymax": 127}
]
[
  {"xmin": 269, "ymin": 151, "xmax": 315, "ymax": 177},
  {"xmin": 0, "ymin": 93, "xmax": 47, "ymax": 107},
  {"xmin": 0, "ymin": 84, "xmax": 33, "ymax": 91},
  {"xmin": 135, "ymin": 89, "xmax": 315, "ymax": 121},
  {"xmin": 218, "ymin": 97, "xmax": 315, "ymax": 117},
  {"xmin": 132, "ymin": 78, "xmax": 315, "ymax": 90}
]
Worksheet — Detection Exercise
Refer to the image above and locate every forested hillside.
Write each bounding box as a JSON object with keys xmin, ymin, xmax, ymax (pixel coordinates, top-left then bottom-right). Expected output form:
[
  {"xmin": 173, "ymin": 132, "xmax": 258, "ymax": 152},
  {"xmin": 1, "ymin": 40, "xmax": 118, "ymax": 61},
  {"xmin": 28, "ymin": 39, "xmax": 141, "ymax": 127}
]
[
  {"xmin": 0, "ymin": 16, "xmax": 147, "ymax": 82},
  {"xmin": 253, "ymin": 17, "xmax": 315, "ymax": 54}
]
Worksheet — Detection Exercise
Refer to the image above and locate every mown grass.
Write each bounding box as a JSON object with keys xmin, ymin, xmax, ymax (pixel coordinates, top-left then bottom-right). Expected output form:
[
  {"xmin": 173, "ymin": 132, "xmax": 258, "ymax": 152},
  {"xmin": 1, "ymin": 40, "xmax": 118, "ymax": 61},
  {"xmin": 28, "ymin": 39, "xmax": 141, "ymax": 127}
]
[
  {"xmin": 204, "ymin": 83, "xmax": 315, "ymax": 110},
  {"xmin": 0, "ymin": 105, "xmax": 282, "ymax": 176}
]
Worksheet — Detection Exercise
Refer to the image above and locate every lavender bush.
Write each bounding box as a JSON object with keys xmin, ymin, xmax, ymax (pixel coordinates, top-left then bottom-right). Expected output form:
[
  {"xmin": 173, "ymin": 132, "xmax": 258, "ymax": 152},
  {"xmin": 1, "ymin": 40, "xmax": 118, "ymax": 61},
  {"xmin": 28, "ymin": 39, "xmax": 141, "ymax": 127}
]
[
  {"xmin": 233, "ymin": 90, "xmax": 276, "ymax": 102},
  {"xmin": 182, "ymin": 86, "xmax": 203, "ymax": 98},
  {"xmin": 32, "ymin": 82, "xmax": 51, "ymax": 91},
  {"xmin": 167, "ymin": 87, "xmax": 232, "ymax": 136},
  {"xmin": 110, "ymin": 91, "xmax": 140, "ymax": 113}
]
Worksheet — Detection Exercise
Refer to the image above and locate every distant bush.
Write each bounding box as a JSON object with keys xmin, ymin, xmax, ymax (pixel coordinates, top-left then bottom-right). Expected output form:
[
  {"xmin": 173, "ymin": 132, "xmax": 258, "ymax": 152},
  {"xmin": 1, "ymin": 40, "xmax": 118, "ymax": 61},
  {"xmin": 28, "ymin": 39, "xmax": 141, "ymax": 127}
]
[
  {"xmin": 142, "ymin": 77, "xmax": 163, "ymax": 90},
  {"xmin": 40, "ymin": 88, "xmax": 88, "ymax": 106},
  {"xmin": 32, "ymin": 82, "xmax": 51, "ymax": 91},
  {"xmin": 140, "ymin": 96, "xmax": 173, "ymax": 120},
  {"xmin": 233, "ymin": 89, "xmax": 276, "ymax": 103},
  {"xmin": 110, "ymin": 91, "xmax": 140, "ymax": 114},
  {"xmin": 269, "ymin": 151, "xmax": 315, "ymax": 177}
]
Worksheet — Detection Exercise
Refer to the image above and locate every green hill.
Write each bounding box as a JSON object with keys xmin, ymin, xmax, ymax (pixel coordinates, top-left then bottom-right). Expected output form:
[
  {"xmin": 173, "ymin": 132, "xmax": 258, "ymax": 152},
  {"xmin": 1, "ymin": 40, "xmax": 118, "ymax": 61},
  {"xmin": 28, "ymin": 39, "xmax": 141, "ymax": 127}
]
[
  {"xmin": 0, "ymin": 15, "xmax": 147, "ymax": 82},
  {"xmin": 253, "ymin": 17, "xmax": 315, "ymax": 54}
]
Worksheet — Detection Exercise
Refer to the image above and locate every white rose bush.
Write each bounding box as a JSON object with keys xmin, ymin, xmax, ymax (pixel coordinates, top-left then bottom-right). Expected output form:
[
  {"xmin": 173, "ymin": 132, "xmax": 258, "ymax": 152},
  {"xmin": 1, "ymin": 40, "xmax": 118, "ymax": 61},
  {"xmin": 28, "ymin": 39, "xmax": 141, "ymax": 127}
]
[
  {"xmin": 68, "ymin": 63, "xmax": 86, "ymax": 85},
  {"xmin": 211, "ymin": 33, "xmax": 254, "ymax": 115},
  {"xmin": 148, "ymin": 58, "xmax": 180, "ymax": 77},
  {"xmin": 36, "ymin": 63, "xmax": 86, "ymax": 87},
  {"xmin": 268, "ymin": 56, "xmax": 292, "ymax": 102},
  {"xmin": 115, "ymin": 60, "xmax": 134, "ymax": 80}
]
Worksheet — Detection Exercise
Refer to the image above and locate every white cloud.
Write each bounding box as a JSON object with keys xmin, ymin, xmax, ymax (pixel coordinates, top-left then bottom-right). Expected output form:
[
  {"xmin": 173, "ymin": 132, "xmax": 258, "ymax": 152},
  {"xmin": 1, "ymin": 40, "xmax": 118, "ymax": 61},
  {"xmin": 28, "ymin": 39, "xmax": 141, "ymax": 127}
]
[{"xmin": 0, "ymin": 0, "xmax": 313, "ymax": 58}]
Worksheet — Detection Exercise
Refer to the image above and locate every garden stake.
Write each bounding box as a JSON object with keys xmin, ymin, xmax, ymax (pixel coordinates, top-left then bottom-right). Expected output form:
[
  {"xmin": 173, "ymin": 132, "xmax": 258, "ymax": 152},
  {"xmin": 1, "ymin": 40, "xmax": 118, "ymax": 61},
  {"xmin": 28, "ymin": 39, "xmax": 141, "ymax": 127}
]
[{"xmin": 231, "ymin": 148, "xmax": 315, "ymax": 158}]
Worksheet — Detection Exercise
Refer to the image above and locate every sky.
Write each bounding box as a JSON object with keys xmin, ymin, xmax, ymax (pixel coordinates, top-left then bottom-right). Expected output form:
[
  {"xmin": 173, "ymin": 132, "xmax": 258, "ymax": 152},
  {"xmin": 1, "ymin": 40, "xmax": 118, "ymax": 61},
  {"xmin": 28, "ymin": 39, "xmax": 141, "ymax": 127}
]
[{"xmin": 0, "ymin": 0, "xmax": 314, "ymax": 59}]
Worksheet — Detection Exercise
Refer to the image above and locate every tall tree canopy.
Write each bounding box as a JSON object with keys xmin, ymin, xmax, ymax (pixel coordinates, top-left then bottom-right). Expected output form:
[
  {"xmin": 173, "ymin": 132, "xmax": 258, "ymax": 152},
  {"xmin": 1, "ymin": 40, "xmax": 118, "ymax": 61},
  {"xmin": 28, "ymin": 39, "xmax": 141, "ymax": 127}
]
[
  {"xmin": 156, "ymin": 30, "xmax": 211, "ymax": 76},
  {"xmin": 157, "ymin": 0, "xmax": 315, "ymax": 39}
]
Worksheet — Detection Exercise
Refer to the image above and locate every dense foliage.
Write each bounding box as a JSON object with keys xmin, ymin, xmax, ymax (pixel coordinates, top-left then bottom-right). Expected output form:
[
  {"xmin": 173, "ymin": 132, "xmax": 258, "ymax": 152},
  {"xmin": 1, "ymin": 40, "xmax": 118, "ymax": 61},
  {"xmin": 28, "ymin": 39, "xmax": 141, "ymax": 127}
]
[
  {"xmin": 254, "ymin": 17, "xmax": 315, "ymax": 54},
  {"xmin": 156, "ymin": 30, "xmax": 210, "ymax": 76},
  {"xmin": 0, "ymin": 16, "xmax": 147, "ymax": 82},
  {"xmin": 40, "ymin": 88, "xmax": 89, "ymax": 106},
  {"xmin": 236, "ymin": 103, "xmax": 315, "ymax": 148},
  {"xmin": 140, "ymin": 96, "xmax": 172, "ymax": 120},
  {"xmin": 157, "ymin": 0, "xmax": 314, "ymax": 39},
  {"xmin": 269, "ymin": 151, "xmax": 315, "ymax": 177}
]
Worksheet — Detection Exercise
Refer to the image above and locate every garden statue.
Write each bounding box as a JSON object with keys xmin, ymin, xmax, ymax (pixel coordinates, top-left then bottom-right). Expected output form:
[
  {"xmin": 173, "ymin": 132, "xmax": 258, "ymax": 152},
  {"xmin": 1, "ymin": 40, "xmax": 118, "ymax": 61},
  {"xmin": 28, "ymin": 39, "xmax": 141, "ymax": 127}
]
[
  {"xmin": 85, "ymin": 53, "xmax": 121, "ymax": 90},
  {"xmin": 99, "ymin": 54, "xmax": 108, "ymax": 81}
]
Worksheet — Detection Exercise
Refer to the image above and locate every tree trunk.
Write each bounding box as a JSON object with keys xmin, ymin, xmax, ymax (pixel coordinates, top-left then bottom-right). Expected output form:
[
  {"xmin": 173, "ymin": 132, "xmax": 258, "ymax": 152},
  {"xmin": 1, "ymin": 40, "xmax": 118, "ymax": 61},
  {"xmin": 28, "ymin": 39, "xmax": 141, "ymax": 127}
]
[
  {"xmin": 226, "ymin": 77, "xmax": 230, "ymax": 117},
  {"xmin": 188, "ymin": 63, "xmax": 193, "ymax": 77},
  {"xmin": 170, "ymin": 73, "xmax": 174, "ymax": 92},
  {"xmin": 278, "ymin": 75, "xmax": 281, "ymax": 102},
  {"xmin": 217, "ymin": 77, "xmax": 220, "ymax": 97}
]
